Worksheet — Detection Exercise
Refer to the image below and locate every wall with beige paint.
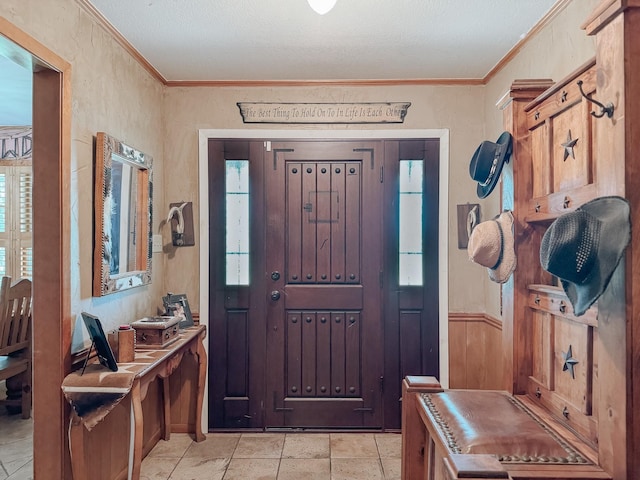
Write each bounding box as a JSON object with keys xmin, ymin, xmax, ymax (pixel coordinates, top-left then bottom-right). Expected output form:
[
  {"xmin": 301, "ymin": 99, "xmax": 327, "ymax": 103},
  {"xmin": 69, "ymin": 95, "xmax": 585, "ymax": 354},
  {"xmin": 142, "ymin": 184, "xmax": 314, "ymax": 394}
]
[
  {"xmin": 163, "ymin": 84, "xmax": 488, "ymax": 314},
  {"xmin": 1, "ymin": 0, "xmax": 166, "ymax": 350},
  {"xmin": 0, "ymin": 0, "xmax": 601, "ymax": 346},
  {"xmin": 163, "ymin": 0, "xmax": 599, "ymax": 319},
  {"xmin": 481, "ymin": 0, "xmax": 599, "ymax": 318},
  {"xmin": 485, "ymin": 0, "xmax": 600, "ymax": 134}
]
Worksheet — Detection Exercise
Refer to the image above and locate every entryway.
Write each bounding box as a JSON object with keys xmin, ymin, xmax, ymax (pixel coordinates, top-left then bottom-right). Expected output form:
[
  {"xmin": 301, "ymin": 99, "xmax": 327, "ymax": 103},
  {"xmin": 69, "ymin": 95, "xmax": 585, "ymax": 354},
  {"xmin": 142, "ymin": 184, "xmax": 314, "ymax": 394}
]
[{"xmin": 201, "ymin": 131, "xmax": 448, "ymax": 431}]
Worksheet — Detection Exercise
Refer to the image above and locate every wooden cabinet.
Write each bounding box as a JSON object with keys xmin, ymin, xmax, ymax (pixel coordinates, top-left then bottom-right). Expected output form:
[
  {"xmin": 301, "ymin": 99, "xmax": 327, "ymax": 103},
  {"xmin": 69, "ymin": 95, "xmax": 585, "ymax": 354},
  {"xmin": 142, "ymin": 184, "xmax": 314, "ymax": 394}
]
[
  {"xmin": 505, "ymin": 3, "xmax": 640, "ymax": 479},
  {"xmin": 514, "ymin": 60, "xmax": 601, "ymax": 447}
]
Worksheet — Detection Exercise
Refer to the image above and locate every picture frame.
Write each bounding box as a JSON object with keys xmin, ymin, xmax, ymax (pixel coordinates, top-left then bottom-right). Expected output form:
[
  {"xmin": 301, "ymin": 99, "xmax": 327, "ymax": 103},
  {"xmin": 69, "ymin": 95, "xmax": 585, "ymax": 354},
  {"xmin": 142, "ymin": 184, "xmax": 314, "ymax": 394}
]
[
  {"xmin": 81, "ymin": 312, "xmax": 119, "ymax": 372},
  {"xmin": 162, "ymin": 292, "xmax": 194, "ymax": 328},
  {"xmin": 457, "ymin": 203, "xmax": 480, "ymax": 249}
]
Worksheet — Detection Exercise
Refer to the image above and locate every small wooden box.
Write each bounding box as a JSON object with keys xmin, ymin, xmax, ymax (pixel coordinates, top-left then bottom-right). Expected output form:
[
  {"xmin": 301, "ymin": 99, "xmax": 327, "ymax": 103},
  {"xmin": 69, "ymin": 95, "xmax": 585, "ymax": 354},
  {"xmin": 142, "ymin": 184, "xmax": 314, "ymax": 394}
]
[
  {"xmin": 131, "ymin": 316, "xmax": 181, "ymax": 349},
  {"xmin": 108, "ymin": 326, "xmax": 136, "ymax": 362}
]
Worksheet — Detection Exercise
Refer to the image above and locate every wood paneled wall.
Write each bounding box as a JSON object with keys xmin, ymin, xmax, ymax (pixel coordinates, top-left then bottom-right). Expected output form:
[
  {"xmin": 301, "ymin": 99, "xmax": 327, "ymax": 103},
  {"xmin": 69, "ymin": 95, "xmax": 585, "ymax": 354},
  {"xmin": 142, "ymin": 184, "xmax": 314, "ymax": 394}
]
[{"xmin": 448, "ymin": 313, "xmax": 503, "ymax": 390}]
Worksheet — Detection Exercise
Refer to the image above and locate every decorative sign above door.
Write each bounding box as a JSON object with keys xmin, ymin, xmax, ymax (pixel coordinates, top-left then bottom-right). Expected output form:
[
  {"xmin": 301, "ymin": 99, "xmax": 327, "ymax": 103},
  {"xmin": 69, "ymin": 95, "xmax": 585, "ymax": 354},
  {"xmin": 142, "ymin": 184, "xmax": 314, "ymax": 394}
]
[{"xmin": 237, "ymin": 102, "xmax": 411, "ymax": 124}]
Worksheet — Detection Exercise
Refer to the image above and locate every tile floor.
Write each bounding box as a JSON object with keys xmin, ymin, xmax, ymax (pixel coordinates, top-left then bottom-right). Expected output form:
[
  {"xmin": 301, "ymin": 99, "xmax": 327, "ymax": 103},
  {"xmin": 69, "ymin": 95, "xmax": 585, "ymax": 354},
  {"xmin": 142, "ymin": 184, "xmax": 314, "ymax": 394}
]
[
  {"xmin": 0, "ymin": 407, "xmax": 33, "ymax": 480},
  {"xmin": 140, "ymin": 432, "xmax": 401, "ymax": 480},
  {"xmin": 0, "ymin": 403, "xmax": 401, "ymax": 480}
]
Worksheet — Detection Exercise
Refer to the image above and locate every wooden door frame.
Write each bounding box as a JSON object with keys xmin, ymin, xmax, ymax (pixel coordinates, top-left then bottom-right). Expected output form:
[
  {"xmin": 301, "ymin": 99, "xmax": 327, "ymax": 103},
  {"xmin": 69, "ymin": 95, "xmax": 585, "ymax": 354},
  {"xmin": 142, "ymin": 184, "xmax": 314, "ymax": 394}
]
[
  {"xmin": 0, "ymin": 18, "xmax": 72, "ymax": 479},
  {"xmin": 198, "ymin": 128, "xmax": 451, "ymax": 428}
]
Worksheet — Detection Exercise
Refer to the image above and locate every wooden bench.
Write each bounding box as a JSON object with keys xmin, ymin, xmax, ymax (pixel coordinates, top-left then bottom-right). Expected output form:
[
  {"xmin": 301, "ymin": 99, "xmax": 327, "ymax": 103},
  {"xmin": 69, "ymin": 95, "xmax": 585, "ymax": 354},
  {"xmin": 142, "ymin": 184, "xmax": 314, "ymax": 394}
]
[{"xmin": 401, "ymin": 376, "xmax": 611, "ymax": 480}]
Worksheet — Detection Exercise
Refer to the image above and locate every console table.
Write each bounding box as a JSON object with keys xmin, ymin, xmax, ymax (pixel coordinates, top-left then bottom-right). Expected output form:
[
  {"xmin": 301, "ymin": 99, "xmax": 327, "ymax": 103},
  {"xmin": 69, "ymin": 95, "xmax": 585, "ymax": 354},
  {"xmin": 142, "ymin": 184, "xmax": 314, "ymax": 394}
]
[{"xmin": 62, "ymin": 325, "xmax": 207, "ymax": 480}]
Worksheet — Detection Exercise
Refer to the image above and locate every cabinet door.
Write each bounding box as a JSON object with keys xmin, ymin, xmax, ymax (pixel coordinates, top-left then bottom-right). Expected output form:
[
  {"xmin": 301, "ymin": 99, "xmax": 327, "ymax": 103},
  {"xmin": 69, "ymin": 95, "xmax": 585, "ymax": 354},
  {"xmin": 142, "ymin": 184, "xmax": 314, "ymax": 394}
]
[
  {"xmin": 525, "ymin": 65, "xmax": 597, "ymax": 221},
  {"xmin": 551, "ymin": 101, "xmax": 591, "ymax": 193},
  {"xmin": 527, "ymin": 286, "xmax": 598, "ymax": 445}
]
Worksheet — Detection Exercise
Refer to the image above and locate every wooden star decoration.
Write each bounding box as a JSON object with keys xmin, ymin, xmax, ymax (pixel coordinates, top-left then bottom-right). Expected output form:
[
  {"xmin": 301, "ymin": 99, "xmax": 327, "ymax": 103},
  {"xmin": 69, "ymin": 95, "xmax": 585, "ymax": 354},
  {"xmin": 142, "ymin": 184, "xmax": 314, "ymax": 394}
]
[
  {"xmin": 561, "ymin": 130, "xmax": 578, "ymax": 161},
  {"xmin": 562, "ymin": 345, "xmax": 579, "ymax": 379}
]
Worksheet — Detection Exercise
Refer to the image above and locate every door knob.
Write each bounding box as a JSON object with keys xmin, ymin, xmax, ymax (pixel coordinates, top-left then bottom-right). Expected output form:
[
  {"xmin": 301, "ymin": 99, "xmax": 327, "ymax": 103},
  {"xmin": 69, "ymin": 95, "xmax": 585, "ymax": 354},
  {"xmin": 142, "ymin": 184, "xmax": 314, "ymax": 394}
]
[
  {"xmin": 271, "ymin": 290, "xmax": 281, "ymax": 301},
  {"xmin": 271, "ymin": 271, "xmax": 280, "ymax": 281}
]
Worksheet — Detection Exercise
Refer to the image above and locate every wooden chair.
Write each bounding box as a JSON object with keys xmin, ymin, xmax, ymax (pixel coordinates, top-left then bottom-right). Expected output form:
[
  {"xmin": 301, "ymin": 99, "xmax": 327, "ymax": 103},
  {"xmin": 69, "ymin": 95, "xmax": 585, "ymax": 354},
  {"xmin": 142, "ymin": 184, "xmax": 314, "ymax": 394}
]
[{"xmin": 0, "ymin": 276, "xmax": 32, "ymax": 419}]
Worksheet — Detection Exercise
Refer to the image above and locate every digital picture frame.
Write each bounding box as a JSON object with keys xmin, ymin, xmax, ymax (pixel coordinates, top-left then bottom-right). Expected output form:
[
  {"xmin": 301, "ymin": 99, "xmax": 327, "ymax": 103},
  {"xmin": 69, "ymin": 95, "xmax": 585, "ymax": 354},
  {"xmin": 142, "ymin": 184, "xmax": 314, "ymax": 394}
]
[{"xmin": 81, "ymin": 311, "xmax": 118, "ymax": 372}]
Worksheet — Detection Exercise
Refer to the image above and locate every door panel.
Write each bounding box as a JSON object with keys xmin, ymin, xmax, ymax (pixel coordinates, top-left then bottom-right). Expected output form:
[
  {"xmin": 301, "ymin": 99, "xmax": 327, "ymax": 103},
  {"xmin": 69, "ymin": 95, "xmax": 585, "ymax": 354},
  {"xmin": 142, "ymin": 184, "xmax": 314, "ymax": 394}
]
[
  {"xmin": 382, "ymin": 139, "xmax": 440, "ymax": 429},
  {"xmin": 286, "ymin": 161, "xmax": 360, "ymax": 284},
  {"xmin": 265, "ymin": 142, "xmax": 383, "ymax": 428},
  {"xmin": 283, "ymin": 285, "xmax": 362, "ymax": 309},
  {"xmin": 208, "ymin": 140, "xmax": 266, "ymax": 429}
]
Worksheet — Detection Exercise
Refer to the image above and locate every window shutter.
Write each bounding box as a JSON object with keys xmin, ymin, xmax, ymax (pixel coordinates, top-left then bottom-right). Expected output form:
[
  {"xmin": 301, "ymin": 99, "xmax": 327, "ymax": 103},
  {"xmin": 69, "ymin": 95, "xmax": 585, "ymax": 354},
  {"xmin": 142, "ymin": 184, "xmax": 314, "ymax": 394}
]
[
  {"xmin": 19, "ymin": 246, "xmax": 32, "ymax": 279},
  {"xmin": 0, "ymin": 172, "xmax": 7, "ymax": 275},
  {"xmin": 0, "ymin": 246, "xmax": 6, "ymax": 277},
  {"xmin": 19, "ymin": 170, "xmax": 33, "ymax": 234},
  {"xmin": 0, "ymin": 166, "xmax": 33, "ymax": 279},
  {"xmin": 0, "ymin": 172, "xmax": 6, "ymax": 235},
  {"xmin": 17, "ymin": 168, "xmax": 33, "ymax": 279}
]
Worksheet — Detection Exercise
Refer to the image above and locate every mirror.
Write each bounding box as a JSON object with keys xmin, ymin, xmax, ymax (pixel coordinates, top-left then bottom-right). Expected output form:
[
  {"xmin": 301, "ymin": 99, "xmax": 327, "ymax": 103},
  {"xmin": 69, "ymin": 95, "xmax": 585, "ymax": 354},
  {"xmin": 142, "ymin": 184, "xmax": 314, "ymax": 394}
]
[{"xmin": 93, "ymin": 132, "xmax": 153, "ymax": 296}]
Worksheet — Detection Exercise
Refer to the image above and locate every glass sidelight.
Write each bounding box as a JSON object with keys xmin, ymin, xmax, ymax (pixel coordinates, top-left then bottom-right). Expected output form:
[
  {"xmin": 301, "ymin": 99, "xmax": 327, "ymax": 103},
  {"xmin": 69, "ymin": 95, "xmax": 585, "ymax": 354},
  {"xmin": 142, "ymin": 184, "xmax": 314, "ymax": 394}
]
[
  {"xmin": 225, "ymin": 160, "xmax": 250, "ymax": 285},
  {"xmin": 399, "ymin": 160, "xmax": 423, "ymax": 286}
]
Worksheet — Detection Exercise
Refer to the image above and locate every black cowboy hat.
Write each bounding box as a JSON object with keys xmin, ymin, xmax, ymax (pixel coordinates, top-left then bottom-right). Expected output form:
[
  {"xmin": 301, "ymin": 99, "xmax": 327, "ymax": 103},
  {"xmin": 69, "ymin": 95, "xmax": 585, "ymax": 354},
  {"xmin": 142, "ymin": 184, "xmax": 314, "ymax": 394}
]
[{"xmin": 469, "ymin": 131, "xmax": 513, "ymax": 199}]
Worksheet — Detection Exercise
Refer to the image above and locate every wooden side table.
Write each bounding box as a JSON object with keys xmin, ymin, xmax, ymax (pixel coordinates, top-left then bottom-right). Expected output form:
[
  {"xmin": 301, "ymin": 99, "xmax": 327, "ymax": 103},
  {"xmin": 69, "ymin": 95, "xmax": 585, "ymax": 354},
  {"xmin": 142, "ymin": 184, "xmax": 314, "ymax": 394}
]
[{"xmin": 64, "ymin": 325, "xmax": 207, "ymax": 480}]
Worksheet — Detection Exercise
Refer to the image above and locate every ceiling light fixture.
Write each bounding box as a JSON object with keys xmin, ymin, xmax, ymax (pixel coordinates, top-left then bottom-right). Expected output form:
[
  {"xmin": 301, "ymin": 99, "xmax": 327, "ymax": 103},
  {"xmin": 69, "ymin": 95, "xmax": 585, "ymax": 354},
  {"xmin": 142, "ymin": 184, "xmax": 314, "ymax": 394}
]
[{"xmin": 307, "ymin": 0, "xmax": 337, "ymax": 15}]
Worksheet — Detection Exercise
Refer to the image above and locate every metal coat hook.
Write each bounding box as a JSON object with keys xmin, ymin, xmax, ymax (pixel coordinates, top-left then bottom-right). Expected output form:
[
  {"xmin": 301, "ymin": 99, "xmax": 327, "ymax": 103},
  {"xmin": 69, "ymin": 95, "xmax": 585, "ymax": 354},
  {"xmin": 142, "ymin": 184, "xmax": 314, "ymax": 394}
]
[{"xmin": 577, "ymin": 80, "xmax": 614, "ymax": 118}]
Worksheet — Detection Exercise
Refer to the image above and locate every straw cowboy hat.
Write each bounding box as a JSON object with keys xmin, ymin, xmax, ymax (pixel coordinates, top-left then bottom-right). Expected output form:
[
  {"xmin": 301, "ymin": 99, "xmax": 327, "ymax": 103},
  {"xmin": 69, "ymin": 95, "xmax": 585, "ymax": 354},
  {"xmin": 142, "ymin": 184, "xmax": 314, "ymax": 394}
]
[
  {"xmin": 539, "ymin": 196, "xmax": 631, "ymax": 317},
  {"xmin": 468, "ymin": 210, "xmax": 516, "ymax": 284},
  {"xmin": 469, "ymin": 131, "xmax": 513, "ymax": 199}
]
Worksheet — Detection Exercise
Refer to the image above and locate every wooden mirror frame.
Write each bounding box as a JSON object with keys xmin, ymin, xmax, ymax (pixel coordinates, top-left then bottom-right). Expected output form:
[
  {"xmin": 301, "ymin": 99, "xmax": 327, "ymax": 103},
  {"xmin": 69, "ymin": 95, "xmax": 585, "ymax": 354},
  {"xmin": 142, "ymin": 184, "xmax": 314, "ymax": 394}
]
[{"xmin": 93, "ymin": 132, "xmax": 153, "ymax": 296}]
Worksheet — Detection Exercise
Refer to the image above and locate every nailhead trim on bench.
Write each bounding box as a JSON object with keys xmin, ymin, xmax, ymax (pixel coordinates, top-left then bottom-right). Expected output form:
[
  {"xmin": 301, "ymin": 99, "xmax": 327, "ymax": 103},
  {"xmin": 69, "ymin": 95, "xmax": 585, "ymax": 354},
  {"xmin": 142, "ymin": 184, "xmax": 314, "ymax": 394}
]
[{"xmin": 420, "ymin": 393, "xmax": 590, "ymax": 465}]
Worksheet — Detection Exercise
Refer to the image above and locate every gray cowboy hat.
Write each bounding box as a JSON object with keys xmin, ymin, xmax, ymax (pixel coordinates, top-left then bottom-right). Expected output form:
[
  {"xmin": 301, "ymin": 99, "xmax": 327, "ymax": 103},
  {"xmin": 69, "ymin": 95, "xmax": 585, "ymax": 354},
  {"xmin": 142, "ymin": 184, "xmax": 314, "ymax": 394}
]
[
  {"xmin": 539, "ymin": 196, "xmax": 631, "ymax": 316},
  {"xmin": 469, "ymin": 131, "xmax": 513, "ymax": 199}
]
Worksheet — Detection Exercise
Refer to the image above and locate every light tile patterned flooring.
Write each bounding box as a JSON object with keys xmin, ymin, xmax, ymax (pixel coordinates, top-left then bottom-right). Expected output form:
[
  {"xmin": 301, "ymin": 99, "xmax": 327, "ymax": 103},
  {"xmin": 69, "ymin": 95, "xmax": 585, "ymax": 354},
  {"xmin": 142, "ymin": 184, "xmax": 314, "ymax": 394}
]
[
  {"xmin": 140, "ymin": 432, "xmax": 401, "ymax": 480},
  {"xmin": 0, "ymin": 408, "xmax": 33, "ymax": 480},
  {"xmin": 0, "ymin": 405, "xmax": 401, "ymax": 480}
]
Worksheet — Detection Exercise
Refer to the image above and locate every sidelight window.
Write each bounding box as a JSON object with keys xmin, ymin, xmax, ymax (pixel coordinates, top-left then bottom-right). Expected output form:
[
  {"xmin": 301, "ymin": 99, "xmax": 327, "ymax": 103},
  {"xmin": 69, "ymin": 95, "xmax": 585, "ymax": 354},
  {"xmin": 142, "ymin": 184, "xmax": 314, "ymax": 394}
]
[
  {"xmin": 225, "ymin": 160, "xmax": 250, "ymax": 285},
  {"xmin": 399, "ymin": 160, "xmax": 423, "ymax": 286}
]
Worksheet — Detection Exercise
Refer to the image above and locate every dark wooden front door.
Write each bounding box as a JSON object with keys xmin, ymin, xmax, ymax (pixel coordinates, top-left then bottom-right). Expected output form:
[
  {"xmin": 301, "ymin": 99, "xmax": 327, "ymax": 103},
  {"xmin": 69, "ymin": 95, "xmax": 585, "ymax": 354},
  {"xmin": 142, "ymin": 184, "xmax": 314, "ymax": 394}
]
[
  {"xmin": 264, "ymin": 141, "xmax": 383, "ymax": 428},
  {"xmin": 208, "ymin": 138, "xmax": 439, "ymax": 431}
]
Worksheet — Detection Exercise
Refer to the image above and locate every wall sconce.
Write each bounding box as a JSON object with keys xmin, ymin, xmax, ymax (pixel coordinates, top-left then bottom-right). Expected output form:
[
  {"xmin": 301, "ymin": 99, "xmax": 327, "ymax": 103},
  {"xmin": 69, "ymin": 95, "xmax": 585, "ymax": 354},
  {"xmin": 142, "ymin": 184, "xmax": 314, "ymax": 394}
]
[
  {"xmin": 167, "ymin": 201, "xmax": 195, "ymax": 246},
  {"xmin": 307, "ymin": 0, "xmax": 337, "ymax": 15}
]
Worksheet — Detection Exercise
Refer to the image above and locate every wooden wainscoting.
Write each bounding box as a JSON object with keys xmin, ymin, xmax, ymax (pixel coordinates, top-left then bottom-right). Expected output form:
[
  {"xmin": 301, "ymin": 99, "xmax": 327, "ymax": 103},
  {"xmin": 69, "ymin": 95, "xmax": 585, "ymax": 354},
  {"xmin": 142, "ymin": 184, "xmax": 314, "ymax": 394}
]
[{"xmin": 449, "ymin": 313, "xmax": 503, "ymax": 390}]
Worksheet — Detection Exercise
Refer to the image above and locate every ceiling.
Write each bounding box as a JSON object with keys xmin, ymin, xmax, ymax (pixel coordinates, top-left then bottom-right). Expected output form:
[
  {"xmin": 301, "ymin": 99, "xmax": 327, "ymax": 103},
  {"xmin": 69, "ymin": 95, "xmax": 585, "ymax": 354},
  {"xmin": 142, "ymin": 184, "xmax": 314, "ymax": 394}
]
[
  {"xmin": 1, "ymin": 0, "xmax": 560, "ymax": 124},
  {"xmin": 86, "ymin": 0, "xmax": 558, "ymax": 82}
]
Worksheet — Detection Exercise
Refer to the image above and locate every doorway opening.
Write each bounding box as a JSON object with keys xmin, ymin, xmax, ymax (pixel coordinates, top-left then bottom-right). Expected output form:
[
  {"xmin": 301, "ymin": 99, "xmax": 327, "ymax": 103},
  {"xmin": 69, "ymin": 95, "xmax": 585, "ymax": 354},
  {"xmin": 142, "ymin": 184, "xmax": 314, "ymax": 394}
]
[
  {"xmin": 198, "ymin": 129, "xmax": 449, "ymax": 431},
  {"xmin": 0, "ymin": 17, "xmax": 72, "ymax": 479}
]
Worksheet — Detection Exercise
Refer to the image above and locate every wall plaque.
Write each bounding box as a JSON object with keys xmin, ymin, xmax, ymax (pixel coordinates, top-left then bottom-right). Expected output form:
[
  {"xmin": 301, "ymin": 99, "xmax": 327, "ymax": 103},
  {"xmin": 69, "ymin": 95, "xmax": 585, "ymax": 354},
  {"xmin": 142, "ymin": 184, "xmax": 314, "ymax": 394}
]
[{"xmin": 237, "ymin": 102, "xmax": 411, "ymax": 124}]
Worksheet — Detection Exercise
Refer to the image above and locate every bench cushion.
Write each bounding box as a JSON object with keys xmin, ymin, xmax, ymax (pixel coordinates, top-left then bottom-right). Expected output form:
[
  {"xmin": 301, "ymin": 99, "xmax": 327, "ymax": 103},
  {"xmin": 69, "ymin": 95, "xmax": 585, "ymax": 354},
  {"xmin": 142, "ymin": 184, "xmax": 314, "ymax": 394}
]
[{"xmin": 420, "ymin": 391, "xmax": 591, "ymax": 465}]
